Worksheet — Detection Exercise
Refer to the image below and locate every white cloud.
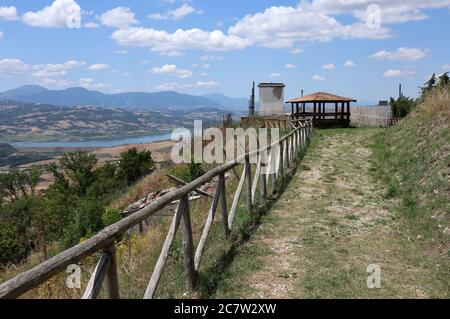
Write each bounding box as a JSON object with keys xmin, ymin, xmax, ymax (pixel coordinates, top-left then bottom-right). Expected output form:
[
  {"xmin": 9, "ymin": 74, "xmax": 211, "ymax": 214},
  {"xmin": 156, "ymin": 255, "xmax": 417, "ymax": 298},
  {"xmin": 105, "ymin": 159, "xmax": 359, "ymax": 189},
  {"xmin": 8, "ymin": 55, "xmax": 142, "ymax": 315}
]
[
  {"xmin": 200, "ymin": 55, "xmax": 223, "ymax": 61},
  {"xmin": 160, "ymin": 51, "xmax": 185, "ymax": 57},
  {"xmin": 31, "ymin": 60, "xmax": 84, "ymax": 80},
  {"xmin": 312, "ymin": 75, "xmax": 326, "ymax": 81},
  {"xmin": 154, "ymin": 81, "xmax": 220, "ymax": 91},
  {"xmin": 443, "ymin": 64, "xmax": 450, "ymax": 71},
  {"xmin": 310, "ymin": 0, "xmax": 450, "ymax": 24},
  {"xmin": 148, "ymin": 13, "xmax": 166, "ymax": 20},
  {"xmin": 99, "ymin": 7, "xmax": 138, "ymax": 29},
  {"xmin": 64, "ymin": 60, "xmax": 85, "ymax": 67},
  {"xmin": 79, "ymin": 77, "xmax": 111, "ymax": 90},
  {"xmin": 322, "ymin": 63, "xmax": 335, "ymax": 70},
  {"xmin": 112, "ymin": 27, "xmax": 250, "ymax": 52},
  {"xmin": 270, "ymin": 73, "xmax": 282, "ymax": 77},
  {"xmin": 200, "ymin": 72, "xmax": 208, "ymax": 77},
  {"xmin": 383, "ymin": 69, "xmax": 403, "ymax": 78},
  {"xmin": 0, "ymin": 59, "xmax": 29, "ymax": 75},
  {"xmin": 0, "ymin": 30, "xmax": 3, "ymax": 39},
  {"xmin": 290, "ymin": 48, "xmax": 304, "ymax": 54},
  {"xmin": 37, "ymin": 77, "xmax": 70, "ymax": 88},
  {"xmin": 151, "ymin": 64, "xmax": 193, "ymax": 78},
  {"xmin": 0, "ymin": 6, "xmax": 19, "ymax": 21},
  {"xmin": 88, "ymin": 64, "xmax": 109, "ymax": 71},
  {"xmin": 115, "ymin": 50, "xmax": 128, "ymax": 55},
  {"xmin": 344, "ymin": 60, "xmax": 356, "ymax": 67},
  {"xmin": 83, "ymin": 22, "xmax": 99, "ymax": 28},
  {"xmin": 370, "ymin": 47, "xmax": 428, "ymax": 61},
  {"xmin": 22, "ymin": 0, "xmax": 81, "ymax": 28},
  {"xmin": 284, "ymin": 64, "xmax": 298, "ymax": 69},
  {"xmin": 148, "ymin": 4, "xmax": 202, "ymax": 21},
  {"xmin": 228, "ymin": 5, "xmax": 392, "ymax": 49}
]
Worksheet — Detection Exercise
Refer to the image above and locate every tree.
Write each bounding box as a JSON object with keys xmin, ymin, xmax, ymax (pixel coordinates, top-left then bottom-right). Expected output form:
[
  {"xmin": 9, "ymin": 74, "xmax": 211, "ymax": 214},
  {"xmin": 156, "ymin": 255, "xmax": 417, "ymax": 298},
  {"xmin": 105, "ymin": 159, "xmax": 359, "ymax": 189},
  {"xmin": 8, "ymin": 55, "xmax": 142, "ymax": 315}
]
[
  {"xmin": 50, "ymin": 151, "xmax": 98, "ymax": 195},
  {"xmin": 118, "ymin": 148, "xmax": 155, "ymax": 185},
  {"xmin": 438, "ymin": 72, "xmax": 450, "ymax": 88},
  {"xmin": 0, "ymin": 169, "xmax": 41, "ymax": 202},
  {"xmin": 421, "ymin": 73, "xmax": 437, "ymax": 97},
  {"xmin": 390, "ymin": 95, "xmax": 416, "ymax": 119}
]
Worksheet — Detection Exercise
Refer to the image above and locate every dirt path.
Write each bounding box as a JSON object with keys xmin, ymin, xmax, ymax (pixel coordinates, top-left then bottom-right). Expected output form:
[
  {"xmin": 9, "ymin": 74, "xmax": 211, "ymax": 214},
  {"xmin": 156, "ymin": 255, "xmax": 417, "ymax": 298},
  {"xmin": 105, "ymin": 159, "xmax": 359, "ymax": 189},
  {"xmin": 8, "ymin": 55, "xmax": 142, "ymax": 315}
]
[{"xmin": 215, "ymin": 129, "xmax": 445, "ymax": 298}]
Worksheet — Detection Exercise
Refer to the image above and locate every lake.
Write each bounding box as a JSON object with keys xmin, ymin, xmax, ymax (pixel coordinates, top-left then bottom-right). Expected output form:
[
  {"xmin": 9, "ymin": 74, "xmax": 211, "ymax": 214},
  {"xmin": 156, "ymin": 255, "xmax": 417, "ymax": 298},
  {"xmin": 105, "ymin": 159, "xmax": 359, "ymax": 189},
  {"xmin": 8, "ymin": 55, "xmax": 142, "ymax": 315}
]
[{"xmin": 11, "ymin": 133, "xmax": 177, "ymax": 149}]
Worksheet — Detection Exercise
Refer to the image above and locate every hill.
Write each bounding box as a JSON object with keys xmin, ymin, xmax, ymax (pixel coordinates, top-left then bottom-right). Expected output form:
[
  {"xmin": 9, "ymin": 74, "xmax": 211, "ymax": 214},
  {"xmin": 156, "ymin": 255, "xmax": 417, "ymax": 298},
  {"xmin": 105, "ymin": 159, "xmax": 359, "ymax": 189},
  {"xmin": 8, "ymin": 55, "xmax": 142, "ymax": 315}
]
[
  {"xmin": 0, "ymin": 101, "xmax": 228, "ymax": 142},
  {"xmin": 0, "ymin": 143, "xmax": 16, "ymax": 158},
  {"xmin": 0, "ymin": 86, "xmax": 242, "ymax": 112},
  {"xmin": 203, "ymin": 93, "xmax": 251, "ymax": 112}
]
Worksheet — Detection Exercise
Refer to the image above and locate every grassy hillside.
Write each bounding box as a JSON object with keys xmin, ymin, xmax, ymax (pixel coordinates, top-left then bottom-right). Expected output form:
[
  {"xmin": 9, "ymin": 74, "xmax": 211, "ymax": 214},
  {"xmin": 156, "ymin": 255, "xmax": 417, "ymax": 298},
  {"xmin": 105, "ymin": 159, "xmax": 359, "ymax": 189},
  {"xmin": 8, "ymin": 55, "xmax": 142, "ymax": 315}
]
[{"xmin": 371, "ymin": 88, "xmax": 449, "ymax": 248}]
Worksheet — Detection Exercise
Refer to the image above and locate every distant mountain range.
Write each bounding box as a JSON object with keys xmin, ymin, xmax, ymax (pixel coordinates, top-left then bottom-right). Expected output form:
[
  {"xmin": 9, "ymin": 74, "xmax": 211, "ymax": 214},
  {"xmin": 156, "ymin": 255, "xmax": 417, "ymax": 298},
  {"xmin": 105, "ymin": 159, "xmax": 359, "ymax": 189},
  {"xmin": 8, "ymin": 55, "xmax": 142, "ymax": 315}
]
[{"xmin": 0, "ymin": 85, "xmax": 249, "ymax": 113}]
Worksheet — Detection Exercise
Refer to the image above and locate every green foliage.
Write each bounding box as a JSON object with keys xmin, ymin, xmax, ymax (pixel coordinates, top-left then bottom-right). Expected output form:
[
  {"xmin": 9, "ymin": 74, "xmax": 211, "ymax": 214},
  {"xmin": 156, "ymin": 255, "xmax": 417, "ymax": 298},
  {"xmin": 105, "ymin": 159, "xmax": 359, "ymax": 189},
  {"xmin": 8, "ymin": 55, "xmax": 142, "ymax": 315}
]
[
  {"xmin": 102, "ymin": 208, "xmax": 122, "ymax": 226},
  {"xmin": 0, "ymin": 197, "xmax": 41, "ymax": 265},
  {"xmin": 0, "ymin": 167, "xmax": 42, "ymax": 203},
  {"xmin": 390, "ymin": 96, "xmax": 416, "ymax": 118},
  {"xmin": 51, "ymin": 151, "xmax": 98, "ymax": 195},
  {"xmin": 420, "ymin": 72, "xmax": 450, "ymax": 98},
  {"xmin": 169, "ymin": 162, "xmax": 205, "ymax": 183},
  {"xmin": 438, "ymin": 72, "xmax": 450, "ymax": 88},
  {"xmin": 0, "ymin": 148, "xmax": 155, "ymax": 265},
  {"xmin": 118, "ymin": 148, "xmax": 155, "ymax": 185}
]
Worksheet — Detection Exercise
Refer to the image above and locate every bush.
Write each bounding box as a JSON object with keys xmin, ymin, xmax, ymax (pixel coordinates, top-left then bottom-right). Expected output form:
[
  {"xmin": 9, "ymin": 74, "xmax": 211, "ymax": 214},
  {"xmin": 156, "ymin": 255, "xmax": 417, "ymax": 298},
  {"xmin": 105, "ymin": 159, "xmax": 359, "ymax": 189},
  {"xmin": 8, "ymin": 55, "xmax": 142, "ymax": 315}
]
[
  {"xmin": 102, "ymin": 208, "xmax": 122, "ymax": 226},
  {"xmin": 169, "ymin": 162, "xmax": 205, "ymax": 183},
  {"xmin": 118, "ymin": 148, "xmax": 155, "ymax": 185},
  {"xmin": 0, "ymin": 197, "xmax": 41, "ymax": 265},
  {"xmin": 390, "ymin": 96, "xmax": 416, "ymax": 119}
]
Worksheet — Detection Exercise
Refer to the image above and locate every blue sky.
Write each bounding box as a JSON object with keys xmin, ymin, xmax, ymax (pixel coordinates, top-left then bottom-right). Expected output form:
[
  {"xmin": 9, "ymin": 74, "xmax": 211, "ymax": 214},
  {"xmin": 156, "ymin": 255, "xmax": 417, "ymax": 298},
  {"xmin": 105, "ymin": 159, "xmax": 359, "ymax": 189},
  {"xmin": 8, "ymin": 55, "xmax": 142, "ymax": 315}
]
[{"xmin": 0, "ymin": 0, "xmax": 449, "ymax": 102}]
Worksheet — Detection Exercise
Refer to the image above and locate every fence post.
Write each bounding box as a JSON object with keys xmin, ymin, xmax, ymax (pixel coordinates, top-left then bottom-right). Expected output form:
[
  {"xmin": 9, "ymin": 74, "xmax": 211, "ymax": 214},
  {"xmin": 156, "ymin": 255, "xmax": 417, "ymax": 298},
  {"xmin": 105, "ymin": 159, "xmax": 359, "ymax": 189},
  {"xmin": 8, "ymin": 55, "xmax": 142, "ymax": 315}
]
[
  {"xmin": 219, "ymin": 173, "xmax": 230, "ymax": 239},
  {"xmin": 260, "ymin": 158, "xmax": 267, "ymax": 200},
  {"xmin": 181, "ymin": 195, "xmax": 196, "ymax": 293},
  {"xmin": 104, "ymin": 244, "xmax": 120, "ymax": 299},
  {"xmin": 245, "ymin": 155, "xmax": 252, "ymax": 212},
  {"xmin": 279, "ymin": 140, "xmax": 284, "ymax": 177}
]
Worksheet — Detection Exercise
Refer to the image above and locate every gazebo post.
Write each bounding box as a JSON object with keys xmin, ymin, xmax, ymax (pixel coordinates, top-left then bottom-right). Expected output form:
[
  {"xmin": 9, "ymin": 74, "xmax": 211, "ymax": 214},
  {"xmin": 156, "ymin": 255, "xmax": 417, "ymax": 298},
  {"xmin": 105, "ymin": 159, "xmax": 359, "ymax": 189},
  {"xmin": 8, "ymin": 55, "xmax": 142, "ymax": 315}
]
[
  {"xmin": 313, "ymin": 102, "xmax": 317, "ymax": 123},
  {"xmin": 296, "ymin": 103, "xmax": 299, "ymax": 121},
  {"xmin": 335, "ymin": 102, "xmax": 338, "ymax": 120},
  {"xmin": 347, "ymin": 102, "xmax": 350, "ymax": 121}
]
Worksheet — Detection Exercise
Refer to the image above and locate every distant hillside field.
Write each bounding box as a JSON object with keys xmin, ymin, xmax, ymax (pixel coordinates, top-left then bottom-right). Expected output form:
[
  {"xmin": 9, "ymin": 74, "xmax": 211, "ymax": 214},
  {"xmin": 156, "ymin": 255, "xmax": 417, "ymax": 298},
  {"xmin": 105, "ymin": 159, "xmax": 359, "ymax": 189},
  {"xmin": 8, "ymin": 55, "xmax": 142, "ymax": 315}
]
[
  {"xmin": 0, "ymin": 101, "xmax": 228, "ymax": 142},
  {"xmin": 0, "ymin": 143, "xmax": 16, "ymax": 158}
]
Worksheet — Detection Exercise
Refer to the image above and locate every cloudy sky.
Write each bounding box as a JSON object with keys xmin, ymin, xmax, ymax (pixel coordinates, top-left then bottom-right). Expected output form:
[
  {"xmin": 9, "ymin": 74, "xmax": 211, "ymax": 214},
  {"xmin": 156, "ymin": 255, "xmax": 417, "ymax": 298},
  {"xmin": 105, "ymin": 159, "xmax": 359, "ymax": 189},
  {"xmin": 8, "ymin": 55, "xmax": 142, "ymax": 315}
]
[{"xmin": 0, "ymin": 0, "xmax": 449, "ymax": 101}]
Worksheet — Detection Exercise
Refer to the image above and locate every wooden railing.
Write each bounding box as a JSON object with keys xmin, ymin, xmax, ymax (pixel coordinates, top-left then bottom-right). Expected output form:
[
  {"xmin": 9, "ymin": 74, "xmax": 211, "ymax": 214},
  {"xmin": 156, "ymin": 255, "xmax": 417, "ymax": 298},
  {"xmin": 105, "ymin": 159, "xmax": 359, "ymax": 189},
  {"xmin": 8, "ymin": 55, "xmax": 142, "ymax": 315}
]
[{"xmin": 0, "ymin": 119, "xmax": 313, "ymax": 299}]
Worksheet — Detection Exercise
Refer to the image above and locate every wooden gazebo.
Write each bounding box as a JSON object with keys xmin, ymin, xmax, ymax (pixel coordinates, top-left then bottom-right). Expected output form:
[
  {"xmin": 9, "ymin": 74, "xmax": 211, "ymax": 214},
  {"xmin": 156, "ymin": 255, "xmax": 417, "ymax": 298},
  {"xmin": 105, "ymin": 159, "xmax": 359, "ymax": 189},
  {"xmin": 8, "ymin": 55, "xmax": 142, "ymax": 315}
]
[{"xmin": 287, "ymin": 92, "xmax": 357, "ymax": 128}]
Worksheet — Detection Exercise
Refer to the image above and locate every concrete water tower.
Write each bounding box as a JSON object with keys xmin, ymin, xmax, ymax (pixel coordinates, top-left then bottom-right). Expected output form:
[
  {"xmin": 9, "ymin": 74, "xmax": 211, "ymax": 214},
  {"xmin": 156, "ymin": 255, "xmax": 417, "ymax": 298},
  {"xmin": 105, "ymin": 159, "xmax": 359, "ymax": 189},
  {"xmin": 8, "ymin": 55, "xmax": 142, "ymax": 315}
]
[{"xmin": 258, "ymin": 83, "xmax": 285, "ymax": 116}]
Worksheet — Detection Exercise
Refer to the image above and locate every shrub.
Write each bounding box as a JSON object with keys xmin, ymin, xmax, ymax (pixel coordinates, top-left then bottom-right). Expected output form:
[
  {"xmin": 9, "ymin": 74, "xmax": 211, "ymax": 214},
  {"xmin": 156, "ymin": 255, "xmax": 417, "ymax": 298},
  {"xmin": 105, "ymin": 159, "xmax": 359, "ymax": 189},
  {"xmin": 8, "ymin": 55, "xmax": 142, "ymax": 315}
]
[
  {"xmin": 169, "ymin": 162, "xmax": 205, "ymax": 183},
  {"xmin": 118, "ymin": 148, "xmax": 155, "ymax": 185},
  {"xmin": 390, "ymin": 96, "xmax": 416, "ymax": 119}
]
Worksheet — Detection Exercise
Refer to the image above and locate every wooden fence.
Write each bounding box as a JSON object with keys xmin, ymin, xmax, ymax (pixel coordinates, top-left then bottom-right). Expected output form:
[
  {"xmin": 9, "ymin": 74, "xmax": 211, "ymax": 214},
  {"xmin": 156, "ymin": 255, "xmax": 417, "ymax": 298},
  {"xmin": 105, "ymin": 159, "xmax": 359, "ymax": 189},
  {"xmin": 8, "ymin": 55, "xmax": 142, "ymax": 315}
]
[
  {"xmin": 350, "ymin": 106, "xmax": 393, "ymax": 127},
  {"xmin": 0, "ymin": 119, "xmax": 313, "ymax": 299}
]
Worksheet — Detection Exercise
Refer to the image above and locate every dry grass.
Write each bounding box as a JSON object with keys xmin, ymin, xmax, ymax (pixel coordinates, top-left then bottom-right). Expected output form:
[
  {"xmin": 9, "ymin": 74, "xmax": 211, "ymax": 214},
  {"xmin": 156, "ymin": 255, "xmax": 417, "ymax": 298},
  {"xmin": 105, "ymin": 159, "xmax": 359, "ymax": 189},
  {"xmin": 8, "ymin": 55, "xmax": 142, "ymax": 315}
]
[
  {"xmin": 420, "ymin": 87, "xmax": 450, "ymax": 117},
  {"xmin": 109, "ymin": 168, "xmax": 172, "ymax": 211}
]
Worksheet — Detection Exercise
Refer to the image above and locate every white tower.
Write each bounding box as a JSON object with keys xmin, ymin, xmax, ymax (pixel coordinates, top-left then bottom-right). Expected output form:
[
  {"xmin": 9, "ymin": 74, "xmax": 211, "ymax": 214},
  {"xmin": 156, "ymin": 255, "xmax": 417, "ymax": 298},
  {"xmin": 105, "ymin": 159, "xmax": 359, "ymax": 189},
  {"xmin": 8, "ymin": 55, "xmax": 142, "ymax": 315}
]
[{"xmin": 258, "ymin": 83, "xmax": 285, "ymax": 116}]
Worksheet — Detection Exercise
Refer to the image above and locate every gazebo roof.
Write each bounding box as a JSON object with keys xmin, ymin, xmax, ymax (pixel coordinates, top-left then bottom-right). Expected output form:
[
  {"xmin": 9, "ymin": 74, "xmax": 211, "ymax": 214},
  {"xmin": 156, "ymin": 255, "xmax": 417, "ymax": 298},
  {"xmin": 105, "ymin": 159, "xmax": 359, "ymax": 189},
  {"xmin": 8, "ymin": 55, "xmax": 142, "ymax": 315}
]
[{"xmin": 287, "ymin": 92, "xmax": 357, "ymax": 103}]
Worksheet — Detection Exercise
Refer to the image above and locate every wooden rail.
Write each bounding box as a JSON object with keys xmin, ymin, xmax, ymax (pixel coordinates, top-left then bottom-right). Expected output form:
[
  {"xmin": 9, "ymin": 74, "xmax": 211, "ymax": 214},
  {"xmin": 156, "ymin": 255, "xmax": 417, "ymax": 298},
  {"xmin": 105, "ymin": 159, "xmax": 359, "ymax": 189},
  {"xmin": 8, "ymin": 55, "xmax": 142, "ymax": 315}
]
[{"xmin": 0, "ymin": 119, "xmax": 313, "ymax": 299}]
